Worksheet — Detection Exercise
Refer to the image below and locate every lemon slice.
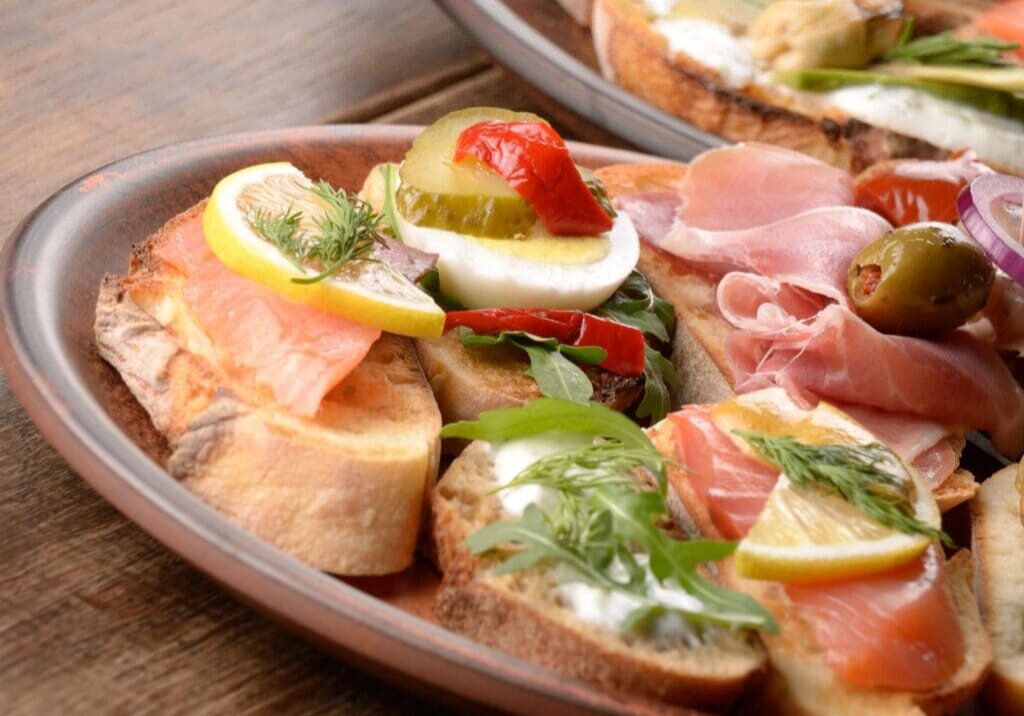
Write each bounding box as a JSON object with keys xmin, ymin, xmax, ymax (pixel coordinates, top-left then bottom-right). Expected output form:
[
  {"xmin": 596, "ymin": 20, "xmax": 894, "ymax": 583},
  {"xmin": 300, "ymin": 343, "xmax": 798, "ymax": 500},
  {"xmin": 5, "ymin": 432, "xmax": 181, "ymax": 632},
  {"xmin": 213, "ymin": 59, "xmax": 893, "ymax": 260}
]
[
  {"xmin": 716, "ymin": 389, "xmax": 942, "ymax": 583},
  {"xmin": 202, "ymin": 162, "xmax": 444, "ymax": 338}
]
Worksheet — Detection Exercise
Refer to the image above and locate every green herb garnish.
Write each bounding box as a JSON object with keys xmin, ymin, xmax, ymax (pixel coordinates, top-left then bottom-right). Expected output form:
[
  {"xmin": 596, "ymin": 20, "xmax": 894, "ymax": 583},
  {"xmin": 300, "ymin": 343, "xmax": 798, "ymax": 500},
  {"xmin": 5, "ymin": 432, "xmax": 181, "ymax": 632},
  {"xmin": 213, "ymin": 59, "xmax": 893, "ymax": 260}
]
[
  {"xmin": 885, "ymin": 20, "xmax": 1018, "ymax": 67},
  {"xmin": 595, "ymin": 270, "xmax": 680, "ymax": 422},
  {"xmin": 735, "ymin": 431, "xmax": 952, "ymax": 546},
  {"xmin": 454, "ymin": 399, "xmax": 777, "ymax": 633},
  {"xmin": 247, "ymin": 180, "xmax": 381, "ymax": 285},
  {"xmin": 458, "ymin": 327, "xmax": 605, "ymax": 404}
]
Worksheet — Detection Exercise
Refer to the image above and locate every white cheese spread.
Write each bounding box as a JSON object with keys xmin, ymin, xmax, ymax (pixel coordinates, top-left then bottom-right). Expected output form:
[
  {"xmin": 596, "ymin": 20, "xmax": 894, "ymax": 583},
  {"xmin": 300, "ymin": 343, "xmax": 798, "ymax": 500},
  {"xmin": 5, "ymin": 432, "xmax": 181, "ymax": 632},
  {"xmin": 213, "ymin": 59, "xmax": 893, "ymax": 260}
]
[
  {"xmin": 827, "ymin": 85, "xmax": 1024, "ymax": 172},
  {"xmin": 652, "ymin": 18, "xmax": 757, "ymax": 88},
  {"xmin": 490, "ymin": 433, "xmax": 592, "ymax": 518}
]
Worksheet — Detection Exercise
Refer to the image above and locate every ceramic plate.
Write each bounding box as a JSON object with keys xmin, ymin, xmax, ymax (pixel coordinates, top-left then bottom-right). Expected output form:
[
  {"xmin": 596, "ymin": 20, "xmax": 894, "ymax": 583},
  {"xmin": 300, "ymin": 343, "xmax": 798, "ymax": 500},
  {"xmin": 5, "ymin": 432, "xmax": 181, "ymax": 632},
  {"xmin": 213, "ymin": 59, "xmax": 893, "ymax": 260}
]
[{"xmin": 0, "ymin": 125, "xmax": 712, "ymax": 716}]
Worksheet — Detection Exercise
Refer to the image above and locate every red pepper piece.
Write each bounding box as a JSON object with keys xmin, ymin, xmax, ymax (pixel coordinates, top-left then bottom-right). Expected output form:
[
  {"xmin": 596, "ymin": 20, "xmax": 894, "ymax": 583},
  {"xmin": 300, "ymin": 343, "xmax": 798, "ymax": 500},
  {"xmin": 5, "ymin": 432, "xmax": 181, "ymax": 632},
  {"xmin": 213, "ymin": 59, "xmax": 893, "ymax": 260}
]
[
  {"xmin": 445, "ymin": 308, "xmax": 581, "ymax": 343},
  {"xmin": 454, "ymin": 120, "xmax": 614, "ymax": 236},
  {"xmin": 574, "ymin": 314, "xmax": 646, "ymax": 377},
  {"xmin": 444, "ymin": 308, "xmax": 647, "ymax": 377}
]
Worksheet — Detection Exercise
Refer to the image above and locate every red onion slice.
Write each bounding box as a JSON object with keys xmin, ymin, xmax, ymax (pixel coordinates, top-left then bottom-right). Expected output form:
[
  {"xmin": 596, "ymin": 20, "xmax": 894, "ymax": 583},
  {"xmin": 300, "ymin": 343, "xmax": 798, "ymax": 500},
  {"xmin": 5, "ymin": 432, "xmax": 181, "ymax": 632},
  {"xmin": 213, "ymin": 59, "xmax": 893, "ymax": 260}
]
[{"xmin": 957, "ymin": 174, "xmax": 1024, "ymax": 286}]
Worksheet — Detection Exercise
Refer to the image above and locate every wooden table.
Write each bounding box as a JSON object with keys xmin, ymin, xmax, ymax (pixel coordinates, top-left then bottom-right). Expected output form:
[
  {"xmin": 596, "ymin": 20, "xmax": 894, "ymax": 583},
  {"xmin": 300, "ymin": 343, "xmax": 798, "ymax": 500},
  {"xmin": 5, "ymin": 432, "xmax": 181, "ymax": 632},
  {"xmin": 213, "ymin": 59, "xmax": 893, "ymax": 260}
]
[{"xmin": 0, "ymin": 2, "xmax": 611, "ymax": 712}]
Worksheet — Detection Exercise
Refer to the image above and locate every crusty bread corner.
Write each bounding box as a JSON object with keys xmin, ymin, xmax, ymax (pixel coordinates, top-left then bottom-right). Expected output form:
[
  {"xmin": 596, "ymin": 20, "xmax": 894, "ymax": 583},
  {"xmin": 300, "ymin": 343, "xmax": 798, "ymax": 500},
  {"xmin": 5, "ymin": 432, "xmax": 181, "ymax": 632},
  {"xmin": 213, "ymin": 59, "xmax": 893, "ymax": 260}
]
[
  {"xmin": 95, "ymin": 203, "xmax": 441, "ymax": 576},
  {"xmin": 415, "ymin": 331, "xmax": 541, "ymax": 426},
  {"xmin": 648, "ymin": 420, "xmax": 992, "ymax": 716},
  {"xmin": 971, "ymin": 464, "xmax": 1024, "ymax": 716},
  {"xmin": 595, "ymin": 162, "xmax": 978, "ymax": 512},
  {"xmin": 431, "ymin": 440, "xmax": 767, "ymax": 710},
  {"xmin": 591, "ymin": 0, "xmax": 947, "ymax": 173}
]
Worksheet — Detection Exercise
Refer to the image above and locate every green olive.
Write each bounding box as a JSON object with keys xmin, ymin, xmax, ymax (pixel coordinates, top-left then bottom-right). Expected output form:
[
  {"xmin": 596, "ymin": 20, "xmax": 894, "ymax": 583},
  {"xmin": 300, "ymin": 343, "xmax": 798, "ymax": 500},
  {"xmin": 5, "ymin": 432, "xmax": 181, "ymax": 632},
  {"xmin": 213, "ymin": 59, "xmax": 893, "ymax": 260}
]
[{"xmin": 847, "ymin": 222, "xmax": 994, "ymax": 336}]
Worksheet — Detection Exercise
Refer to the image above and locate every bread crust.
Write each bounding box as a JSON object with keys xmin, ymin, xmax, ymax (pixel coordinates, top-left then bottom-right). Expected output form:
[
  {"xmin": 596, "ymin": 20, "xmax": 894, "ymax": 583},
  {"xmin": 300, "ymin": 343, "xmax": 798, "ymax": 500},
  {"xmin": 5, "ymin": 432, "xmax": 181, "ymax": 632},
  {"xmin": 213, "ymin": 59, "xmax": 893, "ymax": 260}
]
[
  {"xmin": 593, "ymin": 0, "xmax": 954, "ymax": 173},
  {"xmin": 431, "ymin": 441, "xmax": 766, "ymax": 710},
  {"xmin": 95, "ymin": 203, "xmax": 442, "ymax": 575},
  {"xmin": 971, "ymin": 464, "xmax": 1024, "ymax": 716},
  {"xmin": 649, "ymin": 421, "xmax": 992, "ymax": 716}
]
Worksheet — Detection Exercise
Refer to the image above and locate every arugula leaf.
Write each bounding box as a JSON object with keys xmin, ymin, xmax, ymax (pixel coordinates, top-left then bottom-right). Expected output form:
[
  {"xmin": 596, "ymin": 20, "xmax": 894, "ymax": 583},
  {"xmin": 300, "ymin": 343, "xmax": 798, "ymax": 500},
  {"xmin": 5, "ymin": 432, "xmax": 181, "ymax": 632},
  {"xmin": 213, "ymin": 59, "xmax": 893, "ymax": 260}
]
[
  {"xmin": 637, "ymin": 347, "xmax": 678, "ymax": 423},
  {"xmin": 884, "ymin": 19, "xmax": 1018, "ymax": 67},
  {"xmin": 459, "ymin": 329, "xmax": 607, "ymax": 365},
  {"xmin": 521, "ymin": 344, "xmax": 594, "ymax": 403},
  {"xmin": 456, "ymin": 404, "xmax": 777, "ymax": 634},
  {"xmin": 457, "ymin": 327, "xmax": 605, "ymax": 404},
  {"xmin": 595, "ymin": 270, "xmax": 676, "ymax": 343},
  {"xmin": 379, "ymin": 163, "xmax": 404, "ymax": 242},
  {"xmin": 441, "ymin": 397, "xmax": 655, "ymax": 452}
]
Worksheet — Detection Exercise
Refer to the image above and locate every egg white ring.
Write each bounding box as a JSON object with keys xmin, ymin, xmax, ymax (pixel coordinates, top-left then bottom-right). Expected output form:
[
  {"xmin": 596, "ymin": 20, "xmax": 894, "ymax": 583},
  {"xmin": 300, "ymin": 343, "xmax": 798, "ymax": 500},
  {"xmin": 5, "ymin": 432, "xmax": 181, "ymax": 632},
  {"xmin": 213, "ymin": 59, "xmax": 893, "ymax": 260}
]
[{"xmin": 397, "ymin": 212, "xmax": 640, "ymax": 310}]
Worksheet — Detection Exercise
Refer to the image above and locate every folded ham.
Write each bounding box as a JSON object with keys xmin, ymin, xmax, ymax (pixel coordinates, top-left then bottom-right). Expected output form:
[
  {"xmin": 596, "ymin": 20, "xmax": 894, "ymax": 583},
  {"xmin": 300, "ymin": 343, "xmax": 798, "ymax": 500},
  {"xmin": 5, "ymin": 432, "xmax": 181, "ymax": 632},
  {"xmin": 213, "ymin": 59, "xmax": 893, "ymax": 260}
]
[{"xmin": 621, "ymin": 143, "xmax": 1024, "ymax": 461}]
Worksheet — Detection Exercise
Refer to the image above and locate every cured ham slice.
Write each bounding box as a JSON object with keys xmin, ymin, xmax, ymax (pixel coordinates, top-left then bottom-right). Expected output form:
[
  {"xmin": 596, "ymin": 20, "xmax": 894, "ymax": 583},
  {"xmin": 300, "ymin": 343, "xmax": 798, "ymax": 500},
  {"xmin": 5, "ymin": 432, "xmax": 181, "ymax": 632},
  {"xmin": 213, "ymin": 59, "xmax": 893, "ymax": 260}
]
[
  {"xmin": 154, "ymin": 213, "xmax": 381, "ymax": 417},
  {"xmin": 967, "ymin": 273, "xmax": 1024, "ymax": 357},
  {"xmin": 659, "ymin": 207, "xmax": 891, "ymax": 305},
  {"xmin": 727, "ymin": 305, "xmax": 1024, "ymax": 458},
  {"xmin": 679, "ymin": 143, "xmax": 854, "ymax": 231},
  {"xmin": 616, "ymin": 191, "xmax": 682, "ymax": 245},
  {"xmin": 669, "ymin": 406, "xmax": 964, "ymax": 692}
]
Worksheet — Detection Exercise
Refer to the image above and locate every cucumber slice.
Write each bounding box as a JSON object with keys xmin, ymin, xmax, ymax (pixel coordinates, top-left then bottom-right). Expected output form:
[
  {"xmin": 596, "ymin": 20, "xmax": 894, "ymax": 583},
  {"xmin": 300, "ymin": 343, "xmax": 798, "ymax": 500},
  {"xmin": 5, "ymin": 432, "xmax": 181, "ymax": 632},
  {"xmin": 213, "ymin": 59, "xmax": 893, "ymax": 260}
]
[
  {"xmin": 399, "ymin": 107, "xmax": 546, "ymax": 237},
  {"xmin": 396, "ymin": 184, "xmax": 538, "ymax": 238}
]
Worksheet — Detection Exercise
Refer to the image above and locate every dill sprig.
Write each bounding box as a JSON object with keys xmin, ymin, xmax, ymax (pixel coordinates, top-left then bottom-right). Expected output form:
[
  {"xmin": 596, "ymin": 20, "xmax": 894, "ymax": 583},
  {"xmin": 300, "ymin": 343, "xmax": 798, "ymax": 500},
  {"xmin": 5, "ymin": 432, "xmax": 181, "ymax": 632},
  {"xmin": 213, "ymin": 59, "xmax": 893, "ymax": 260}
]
[
  {"xmin": 455, "ymin": 399, "xmax": 778, "ymax": 633},
  {"xmin": 246, "ymin": 180, "xmax": 381, "ymax": 285},
  {"xmin": 885, "ymin": 20, "xmax": 1018, "ymax": 67},
  {"xmin": 735, "ymin": 431, "xmax": 953, "ymax": 547}
]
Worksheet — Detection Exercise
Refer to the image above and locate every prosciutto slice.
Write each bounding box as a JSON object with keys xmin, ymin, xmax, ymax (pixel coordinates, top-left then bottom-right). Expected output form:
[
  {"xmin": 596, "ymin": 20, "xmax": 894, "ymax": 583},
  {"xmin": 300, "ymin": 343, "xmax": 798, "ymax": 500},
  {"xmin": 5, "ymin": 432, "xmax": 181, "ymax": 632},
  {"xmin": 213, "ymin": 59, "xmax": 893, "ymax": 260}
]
[
  {"xmin": 727, "ymin": 305, "xmax": 1024, "ymax": 457},
  {"xmin": 679, "ymin": 143, "xmax": 854, "ymax": 231}
]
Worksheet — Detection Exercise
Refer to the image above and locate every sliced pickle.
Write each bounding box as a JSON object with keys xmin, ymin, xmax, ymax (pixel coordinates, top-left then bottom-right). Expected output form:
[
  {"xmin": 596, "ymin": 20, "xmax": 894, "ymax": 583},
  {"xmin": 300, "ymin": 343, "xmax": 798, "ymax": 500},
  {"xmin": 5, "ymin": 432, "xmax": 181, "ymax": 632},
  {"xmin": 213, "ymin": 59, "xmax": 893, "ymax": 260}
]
[
  {"xmin": 396, "ymin": 184, "xmax": 537, "ymax": 238},
  {"xmin": 399, "ymin": 107, "xmax": 546, "ymax": 237}
]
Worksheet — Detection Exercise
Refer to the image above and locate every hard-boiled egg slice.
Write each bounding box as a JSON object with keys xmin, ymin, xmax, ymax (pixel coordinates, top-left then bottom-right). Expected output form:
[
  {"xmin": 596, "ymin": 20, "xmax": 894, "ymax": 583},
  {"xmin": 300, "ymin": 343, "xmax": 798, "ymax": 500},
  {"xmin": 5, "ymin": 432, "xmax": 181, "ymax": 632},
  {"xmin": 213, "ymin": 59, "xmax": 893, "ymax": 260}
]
[{"xmin": 398, "ymin": 211, "xmax": 639, "ymax": 310}]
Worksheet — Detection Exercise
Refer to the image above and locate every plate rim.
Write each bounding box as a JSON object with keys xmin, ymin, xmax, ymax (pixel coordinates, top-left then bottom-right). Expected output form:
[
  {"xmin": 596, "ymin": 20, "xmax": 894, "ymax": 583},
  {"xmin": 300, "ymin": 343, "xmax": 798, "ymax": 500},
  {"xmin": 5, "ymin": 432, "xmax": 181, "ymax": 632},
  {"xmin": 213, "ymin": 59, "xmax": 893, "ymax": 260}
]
[
  {"xmin": 434, "ymin": 0, "xmax": 726, "ymax": 161},
  {"xmin": 0, "ymin": 124, "xmax": 697, "ymax": 716}
]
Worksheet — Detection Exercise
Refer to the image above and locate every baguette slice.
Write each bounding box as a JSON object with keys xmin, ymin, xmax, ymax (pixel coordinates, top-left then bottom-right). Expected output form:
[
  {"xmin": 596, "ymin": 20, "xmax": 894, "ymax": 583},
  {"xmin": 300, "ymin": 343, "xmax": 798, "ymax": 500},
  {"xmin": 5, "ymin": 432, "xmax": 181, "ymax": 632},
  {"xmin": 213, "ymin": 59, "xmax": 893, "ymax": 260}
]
[
  {"xmin": 592, "ymin": 0, "xmax": 985, "ymax": 174},
  {"xmin": 648, "ymin": 420, "xmax": 992, "ymax": 716},
  {"xmin": 431, "ymin": 440, "xmax": 766, "ymax": 710},
  {"xmin": 971, "ymin": 464, "xmax": 1024, "ymax": 715},
  {"xmin": 95, "ymin": 202, "xmax": 441, "ymax": 575},
  {"xmin": 594, "ymin": 161, "xmax": 979, "ymax": 512}
]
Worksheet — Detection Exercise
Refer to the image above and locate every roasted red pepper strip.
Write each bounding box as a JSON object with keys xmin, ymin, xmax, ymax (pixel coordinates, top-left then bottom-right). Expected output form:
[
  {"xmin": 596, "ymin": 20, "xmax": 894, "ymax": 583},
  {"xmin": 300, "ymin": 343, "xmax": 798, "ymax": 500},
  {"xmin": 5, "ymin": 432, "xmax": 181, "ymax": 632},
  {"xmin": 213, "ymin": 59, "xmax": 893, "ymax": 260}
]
[
  {"xmin": 854, "ymin": 153, "xmax": 992, "ymax": 227},
  {"xmin": 453, "ymin": 120, "xmax": 614, "ymax": 236},
  {"xmin": 444, "ymin": 308, "xmax": 646, "ymax": 377},
  {"xmin": 445, "ymin": 308, "xmax": 581, "ymax": 344}
]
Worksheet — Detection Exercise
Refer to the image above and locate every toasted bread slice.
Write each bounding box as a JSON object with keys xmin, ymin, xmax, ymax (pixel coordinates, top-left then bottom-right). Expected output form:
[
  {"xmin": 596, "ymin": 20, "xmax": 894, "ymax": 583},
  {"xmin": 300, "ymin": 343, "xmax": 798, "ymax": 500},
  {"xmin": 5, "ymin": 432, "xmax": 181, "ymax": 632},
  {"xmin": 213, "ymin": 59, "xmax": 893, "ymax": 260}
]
[
  {"xmin": 648, "ymin": 420, "xmax": 992, "ymax": 716},
  {"xmin": 595, "ymin": 162, "xmax": 978, "ymax": 511},
  {"xmin": 971, "ymin": 464, "xmax": 1024, "ymax": 715},
  {"xmin": 591, "ymin": 0, "xmax": 1009, "ymax": 174},
  {"xmin": 431, "ymin": 440, "xmax": 767, "ymax": 710},
  {"xmin": 95, "ymin": 203, "xmax": 441, "ymax": 575}
]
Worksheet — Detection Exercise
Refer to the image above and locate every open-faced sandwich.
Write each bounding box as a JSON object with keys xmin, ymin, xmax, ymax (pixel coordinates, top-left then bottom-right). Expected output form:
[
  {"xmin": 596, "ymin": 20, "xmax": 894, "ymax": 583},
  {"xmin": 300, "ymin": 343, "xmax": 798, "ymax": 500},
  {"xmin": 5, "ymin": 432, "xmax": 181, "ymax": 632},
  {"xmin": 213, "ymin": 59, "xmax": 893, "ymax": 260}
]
[
  {"xmin": 97, "ymin": 105, "xmax": 1024, "ymax": 712},
  {"xmin": 584, "ymin": 0, "xmax": 1024, "ymax": 173}
]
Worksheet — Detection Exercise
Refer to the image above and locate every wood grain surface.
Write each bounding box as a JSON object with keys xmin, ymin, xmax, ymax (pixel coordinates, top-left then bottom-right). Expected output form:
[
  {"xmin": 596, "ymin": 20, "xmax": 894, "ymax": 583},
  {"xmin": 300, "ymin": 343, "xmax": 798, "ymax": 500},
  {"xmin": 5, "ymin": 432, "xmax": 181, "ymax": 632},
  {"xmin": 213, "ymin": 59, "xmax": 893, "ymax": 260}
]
[{"xmin": 0, "ymin": 2, "xmax": 572, "ymax": 713}]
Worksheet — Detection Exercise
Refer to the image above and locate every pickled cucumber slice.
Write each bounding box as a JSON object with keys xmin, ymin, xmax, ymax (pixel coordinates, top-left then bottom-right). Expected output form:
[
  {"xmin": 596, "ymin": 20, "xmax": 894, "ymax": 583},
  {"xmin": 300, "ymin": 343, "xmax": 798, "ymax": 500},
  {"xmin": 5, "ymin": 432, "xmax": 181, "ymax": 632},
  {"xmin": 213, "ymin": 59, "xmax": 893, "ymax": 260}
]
[
  {"xmin": 396, "ymin": 184, "xmax": 538, "ymax": 238},
  {"xmin": 399, "ymin": 107, "xmax": 545, "ymax": 237}
]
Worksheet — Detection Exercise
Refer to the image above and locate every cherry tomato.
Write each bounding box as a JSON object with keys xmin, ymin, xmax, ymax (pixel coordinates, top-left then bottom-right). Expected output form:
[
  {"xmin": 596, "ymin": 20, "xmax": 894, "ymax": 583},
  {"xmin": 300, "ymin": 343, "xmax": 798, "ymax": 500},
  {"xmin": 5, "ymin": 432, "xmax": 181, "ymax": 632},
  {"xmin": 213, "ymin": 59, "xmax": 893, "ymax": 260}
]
[
  {"xmin": 444, "ymin": 308, "xmax": 646, "ymax": 377},
  {"xmin": 454, "ymin": 120, "xmax": 614, "ymax": 236}
]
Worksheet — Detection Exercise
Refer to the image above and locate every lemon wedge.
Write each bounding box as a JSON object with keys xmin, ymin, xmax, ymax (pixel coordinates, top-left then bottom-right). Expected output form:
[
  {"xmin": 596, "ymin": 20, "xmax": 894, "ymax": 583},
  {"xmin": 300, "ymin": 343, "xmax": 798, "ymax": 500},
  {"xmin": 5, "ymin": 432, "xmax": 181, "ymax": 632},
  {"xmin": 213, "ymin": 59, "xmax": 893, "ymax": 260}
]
[
  {"xmin": 715, "ymin": 389, "xmax": 942, "ymax": 583},
  {"xmin": 202, "ymin": 162, "xmax": 444, "ymax": 338}
]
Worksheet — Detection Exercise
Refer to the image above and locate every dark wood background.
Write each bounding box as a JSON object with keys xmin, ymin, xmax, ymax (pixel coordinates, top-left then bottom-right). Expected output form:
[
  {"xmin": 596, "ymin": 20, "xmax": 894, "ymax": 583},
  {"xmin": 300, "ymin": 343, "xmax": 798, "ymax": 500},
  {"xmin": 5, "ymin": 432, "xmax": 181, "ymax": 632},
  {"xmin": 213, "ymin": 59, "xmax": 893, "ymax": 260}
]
[{"xmin": 0, "ymin": 2, "xmax": 617, "ymax": 712}]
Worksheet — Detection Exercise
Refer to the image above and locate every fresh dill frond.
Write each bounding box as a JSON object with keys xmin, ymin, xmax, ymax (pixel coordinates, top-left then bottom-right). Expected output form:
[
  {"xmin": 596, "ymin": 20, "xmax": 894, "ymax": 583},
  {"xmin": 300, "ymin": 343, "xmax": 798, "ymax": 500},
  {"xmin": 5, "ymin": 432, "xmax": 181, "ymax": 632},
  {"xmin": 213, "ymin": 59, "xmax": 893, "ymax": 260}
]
[
  {"xmin": 735, "ymin": 431, "xmax": 953, "ymax": 546},
  {"xmin": 246, "ymin": 180, "xmax": 382, "ymax": 285},
  {"xmin": 247, "ymin": 205, "xmax": 306, "ymax": 272},
  {"xmin": 291, "ymin": 181, "xmax": 381, "ymax": 284}
]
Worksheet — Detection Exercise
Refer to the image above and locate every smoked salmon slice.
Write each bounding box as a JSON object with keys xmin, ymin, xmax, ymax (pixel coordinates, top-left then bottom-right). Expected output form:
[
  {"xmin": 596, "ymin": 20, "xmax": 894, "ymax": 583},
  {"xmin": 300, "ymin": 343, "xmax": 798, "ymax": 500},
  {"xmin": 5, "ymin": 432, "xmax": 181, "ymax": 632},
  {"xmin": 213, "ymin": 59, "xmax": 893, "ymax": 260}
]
[
  {"xmin": 669, "ymin": 405, "xmax": 965, "ymax": 691},
  {"xmin": 978, "ymin": 1, "xmax": 1024, "ymax": 60},
  {"xmin": 153, "ymin": 212, "xmax": 381, "ymax": 417}
]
